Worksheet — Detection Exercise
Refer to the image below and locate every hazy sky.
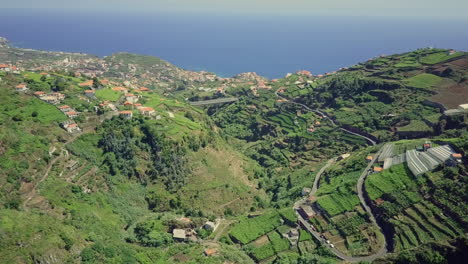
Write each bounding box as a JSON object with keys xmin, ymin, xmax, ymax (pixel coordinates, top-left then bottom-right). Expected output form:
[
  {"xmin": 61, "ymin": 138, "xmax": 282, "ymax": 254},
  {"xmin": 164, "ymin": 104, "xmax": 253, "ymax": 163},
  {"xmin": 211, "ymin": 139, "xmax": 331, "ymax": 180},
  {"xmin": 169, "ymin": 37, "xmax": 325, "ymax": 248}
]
[{"xmin": 3, "ymin": 0, "xmax": 468, "ymax": 19}]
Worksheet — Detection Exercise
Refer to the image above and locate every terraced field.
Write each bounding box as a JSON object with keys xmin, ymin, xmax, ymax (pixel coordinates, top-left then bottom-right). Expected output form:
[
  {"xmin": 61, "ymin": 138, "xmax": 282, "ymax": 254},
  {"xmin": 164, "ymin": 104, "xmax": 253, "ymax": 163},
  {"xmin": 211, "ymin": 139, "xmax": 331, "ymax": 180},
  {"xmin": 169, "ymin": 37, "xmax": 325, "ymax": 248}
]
[{"xmin": 391, "ymin": 200, "xmax": 464, "ymax": 251}]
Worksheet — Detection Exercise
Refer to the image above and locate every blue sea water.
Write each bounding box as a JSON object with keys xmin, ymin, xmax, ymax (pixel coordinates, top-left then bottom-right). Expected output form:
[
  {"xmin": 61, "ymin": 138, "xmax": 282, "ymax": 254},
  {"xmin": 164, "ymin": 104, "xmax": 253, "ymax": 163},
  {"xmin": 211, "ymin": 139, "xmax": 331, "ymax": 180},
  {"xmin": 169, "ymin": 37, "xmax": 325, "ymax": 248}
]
[{"xmin": 0, "ymin": 9, "xmax": 467, "ymax": 79}]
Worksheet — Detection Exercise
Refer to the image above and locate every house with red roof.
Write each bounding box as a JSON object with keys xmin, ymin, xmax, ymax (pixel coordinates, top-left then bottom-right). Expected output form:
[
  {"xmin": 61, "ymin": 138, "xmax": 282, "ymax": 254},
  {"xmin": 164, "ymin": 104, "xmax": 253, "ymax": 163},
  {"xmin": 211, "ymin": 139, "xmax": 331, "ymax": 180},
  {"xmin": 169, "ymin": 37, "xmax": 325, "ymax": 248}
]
[
  {"xmin": 139, "ymin": 107, "xmax": 155, "ymax": 116},
  {"xmin": 79, "ymin": 80, "xmax": 94, "ymax": 87},
  {"xmin": 84, "ymin": 90, "xmax": 96, "ymax": 98},
  {"xmin": 34, "ymin": 91, "xmax": 46, "ymax": 97},
  {"xmin": 125, "ymin": 93, "xmax": 137, "ymax": 103},
  {"xmin": 15, "ymin": 84, "xmax": 28, "ymax": 92},
  {"xmin": 112, "ymin": 87, "xmax": 127, "ymax": 92},
  {"xmin": 58, "ymin": 105, "xmax": 72, "ymax": 112},
  {"xmin": 119, "ymin": 110, "xmax": 133, "ymax": 119},
  {"xmin": 65, "ymin": 111, "xmax": 79, "ymax": 119}
]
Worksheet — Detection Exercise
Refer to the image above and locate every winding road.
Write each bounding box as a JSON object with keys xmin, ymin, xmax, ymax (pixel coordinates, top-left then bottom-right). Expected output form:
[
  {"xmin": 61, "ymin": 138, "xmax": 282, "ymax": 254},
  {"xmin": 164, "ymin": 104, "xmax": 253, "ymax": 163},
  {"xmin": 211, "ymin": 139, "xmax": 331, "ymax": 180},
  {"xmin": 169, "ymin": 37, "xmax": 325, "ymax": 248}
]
[
  {"xmin": 279, "ymin": 87, "xmax": 390, "ymax": 262},
  {"xmin": 274, "ymin": 89, "xmax": 376, "ymax": 146},
  {"xmin": 294, "ymin": 146, "xmax": 388, "ymax": 262}
]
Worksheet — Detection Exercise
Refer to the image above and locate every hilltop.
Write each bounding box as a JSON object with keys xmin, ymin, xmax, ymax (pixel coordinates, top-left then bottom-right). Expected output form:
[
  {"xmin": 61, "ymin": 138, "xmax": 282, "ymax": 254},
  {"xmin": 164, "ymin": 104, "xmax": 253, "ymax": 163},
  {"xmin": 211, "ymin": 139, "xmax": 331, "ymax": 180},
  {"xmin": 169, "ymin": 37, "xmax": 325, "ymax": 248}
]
[{"xmin": 0, "ymin": 41, "xmax": 467, "ymax": 264}]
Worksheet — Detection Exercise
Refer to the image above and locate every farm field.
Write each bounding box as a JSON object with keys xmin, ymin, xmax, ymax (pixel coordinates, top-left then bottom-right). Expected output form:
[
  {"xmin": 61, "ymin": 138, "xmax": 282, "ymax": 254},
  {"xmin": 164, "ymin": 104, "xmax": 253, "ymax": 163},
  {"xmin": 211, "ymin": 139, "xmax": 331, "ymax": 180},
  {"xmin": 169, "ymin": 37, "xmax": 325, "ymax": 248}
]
[
  {"xmin": 404, "ymin": 73, "xmax": 443, "ymax": 89},
  {"xmin": 419, "ymin": 51, "xmax": 464, "ymax": 65},
  {"xmin": 396, "ymin": 120, "xmax": 432, "ymax": 132},
  {"xmin": 365, "ymin": 164, "xmax": 416, "ymax": 200},
  {"xmin": 95, "ymin": 88, "xmax": 122, "ymax": 101}
]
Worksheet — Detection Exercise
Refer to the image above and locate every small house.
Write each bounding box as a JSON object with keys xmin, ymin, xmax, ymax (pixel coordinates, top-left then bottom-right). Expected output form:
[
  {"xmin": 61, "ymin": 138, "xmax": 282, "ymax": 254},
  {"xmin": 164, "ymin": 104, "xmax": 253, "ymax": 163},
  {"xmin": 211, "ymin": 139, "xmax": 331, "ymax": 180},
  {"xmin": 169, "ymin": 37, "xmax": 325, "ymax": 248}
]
[
  {"xmin": 65, "ymin": 123, "xmax": 81, "ymax": 133},
  {"xmin": 15, "ymin": 84, "xmax": 28, "ymax": 92},
  {"xmin": 299, "ymin": 205, "xmax": 315, "ymax": 219},
  {"xmin": 41, "ymin": 95, "xmax": 60, "ymax": 104},
  {"xmin": 139, "ymin": 87, "xmax": 150, "ymax": 92},
  {"xmin": 139, "ymin": 107, "xmax": 155, "ymax": 116},
  {"xmin": 125, "ymin": 93, "xmax": 137, "ymax": 103},
  {"xmin": 34, "ymin": 91, "xmax": 46, "ymax": 97},
  {"xmin": 119, "ymin": 110, "xmax": 133, "ymax": 119},
  {"xmin": 79, "ymin": 80, "xmax": 94, "ymax": 87},
  {"xmin": 112, "ymin": 86, "xmax": 127, "ymax": 93},
  {"xmin": 173, "ymin": 229, "xmax": 186, "ymax": 242},
  {"xmin": 373, "ymin": 166, "xmax": 384, "ymax": 173},
  {"xmin": 65, "ymin": 111, "xmax": 79, "ymax": 119},
  {"xmin": 58, "ymin": 105, "xmax": 71, "ymax": 112},
  {"xmin": 366, "ymin": 156, "xmax": 373, "ymax": 161},
  {"xmin": 452, "ymin": 153, "xmax": 462, "ymax": 163},
  {"xmin": 204, "ymin": 248, "xmax": 218, "ymax": 256},
  {"xmin": 51, "ymin": 92, "xmax": 65, "ymax": 100}
]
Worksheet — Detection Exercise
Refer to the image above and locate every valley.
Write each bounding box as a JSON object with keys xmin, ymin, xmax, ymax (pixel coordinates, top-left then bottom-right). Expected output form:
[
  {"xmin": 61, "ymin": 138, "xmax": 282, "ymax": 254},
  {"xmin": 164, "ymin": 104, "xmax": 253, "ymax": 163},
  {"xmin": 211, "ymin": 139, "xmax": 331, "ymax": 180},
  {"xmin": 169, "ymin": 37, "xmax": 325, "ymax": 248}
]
[{"xmin": 0, "ymin": 38, "xmax": 467, "ymax": 264}]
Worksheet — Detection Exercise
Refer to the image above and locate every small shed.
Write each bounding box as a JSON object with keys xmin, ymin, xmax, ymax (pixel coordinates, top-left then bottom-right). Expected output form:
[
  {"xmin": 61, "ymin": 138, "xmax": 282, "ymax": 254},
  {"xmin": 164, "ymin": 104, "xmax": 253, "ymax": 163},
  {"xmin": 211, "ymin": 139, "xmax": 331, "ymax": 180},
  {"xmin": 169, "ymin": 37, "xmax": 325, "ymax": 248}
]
[
  {"xmin": 172, "ymin": 229, "xmax": 186, "ymax": 241},
  {"xmin": 204, "ymin": 248, "xmax": 218, "ymax": 256}
]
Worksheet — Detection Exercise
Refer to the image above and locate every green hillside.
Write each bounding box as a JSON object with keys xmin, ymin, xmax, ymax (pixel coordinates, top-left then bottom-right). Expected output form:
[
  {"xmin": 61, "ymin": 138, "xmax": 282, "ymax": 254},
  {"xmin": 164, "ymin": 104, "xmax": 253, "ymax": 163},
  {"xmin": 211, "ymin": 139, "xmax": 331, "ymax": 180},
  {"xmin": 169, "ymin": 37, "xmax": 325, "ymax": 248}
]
[{"xmin": 0, "ymin": 45, "xmax": 467, "ymax": 264}]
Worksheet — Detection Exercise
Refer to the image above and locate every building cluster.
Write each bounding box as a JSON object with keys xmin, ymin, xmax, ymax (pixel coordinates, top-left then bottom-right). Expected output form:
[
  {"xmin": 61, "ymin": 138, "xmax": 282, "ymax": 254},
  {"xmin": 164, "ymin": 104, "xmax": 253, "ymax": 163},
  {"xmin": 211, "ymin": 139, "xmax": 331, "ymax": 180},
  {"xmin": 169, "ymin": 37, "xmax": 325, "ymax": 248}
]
[
  {"xmin": 61, "ymin": 120, "xmax": 81, "ymax": 133},
  {"xmin": 34, "ymin": 91, "xmax": 65, "ymax": 105},
  {"xmin": 0, "ymin": 63, "xmax": 21, "ymax": 74}
]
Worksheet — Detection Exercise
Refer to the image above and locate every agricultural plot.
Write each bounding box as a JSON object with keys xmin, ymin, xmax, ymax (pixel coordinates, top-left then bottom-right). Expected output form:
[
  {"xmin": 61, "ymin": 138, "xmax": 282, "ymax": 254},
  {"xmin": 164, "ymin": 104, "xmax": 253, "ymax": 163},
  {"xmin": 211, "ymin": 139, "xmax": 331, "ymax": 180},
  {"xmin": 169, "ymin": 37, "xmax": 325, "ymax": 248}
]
[
  {"xmin": 267, "ymin": 231, "xmax": 290, "ymax": 252},
  {"xmin": 229, "ymin": 211, "xmax": 283, "ymax": 244},
  {"xmin": 404, "ymin": 73, "xmax": 443, "ymax": 89},
  {"xmin": 267, "ymin": 112, "xmax": 308, "ymax": 134},
  {"xmin": 365, "ymin": 164, "xmax": 416, "ymax": 200},
  {"xmin": 316, "ymin": 192, "xmax": 360, "ymax": 216},
  {"xmin": 95, "ymin": 88, "xmax": 122, "ymax": 101},
  {"xmin": 394, "ymin": 60, "xmax": 421, "ymax": 69},
  {"xmin": 249, "ymin": 242, "xmax": 276, "ymax": 261},
  {"xmin": 278, "ymin": 208, "xmax": 298, "ymax": 226},
  {"xmin": 397, "ymin": 120, "xmax": 432, "ymax": 132},
  {"xmin": 419, "ymin": 51, "xmax": 464, "ymax": 65}
]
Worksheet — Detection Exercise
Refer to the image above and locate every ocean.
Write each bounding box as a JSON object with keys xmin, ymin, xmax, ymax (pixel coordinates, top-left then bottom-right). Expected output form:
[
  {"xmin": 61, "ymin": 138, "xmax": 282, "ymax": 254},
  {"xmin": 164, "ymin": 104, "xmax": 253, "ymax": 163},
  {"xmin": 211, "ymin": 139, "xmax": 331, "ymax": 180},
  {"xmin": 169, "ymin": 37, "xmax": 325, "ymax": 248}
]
[{"xmin": 1, "ymin": 9, "xmax": 467, "ymax": 79}]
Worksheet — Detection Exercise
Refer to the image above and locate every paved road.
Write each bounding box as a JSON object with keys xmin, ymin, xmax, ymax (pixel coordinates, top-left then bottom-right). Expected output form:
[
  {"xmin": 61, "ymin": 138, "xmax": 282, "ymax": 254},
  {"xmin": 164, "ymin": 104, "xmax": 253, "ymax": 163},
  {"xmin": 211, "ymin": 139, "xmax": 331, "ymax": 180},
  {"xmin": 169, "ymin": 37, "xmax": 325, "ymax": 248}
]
[
  {"xmin": 293, "ymin": 158, "xmax": 336, "ymax": 210},
  {"xmin": 293, "ymin": 145, "xmax": 389, "ymax": 262},
  {"xmin": 189, "ymin": 97, "xmax": 239, "ymax": 106},
  {"xmin": 275, "ymin": 89, "xmax": 376, "ymax": 146}
]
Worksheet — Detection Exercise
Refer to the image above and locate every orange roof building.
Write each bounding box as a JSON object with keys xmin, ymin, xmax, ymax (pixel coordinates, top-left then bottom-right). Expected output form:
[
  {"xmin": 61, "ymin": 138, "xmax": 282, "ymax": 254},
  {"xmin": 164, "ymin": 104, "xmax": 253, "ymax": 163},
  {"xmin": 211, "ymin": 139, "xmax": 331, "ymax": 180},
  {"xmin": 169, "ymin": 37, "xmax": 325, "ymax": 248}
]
[
  {"xmin": 59, "ymin": 105, "xmax": 71, "ymax": 110},
  {"xmin": 452, "ymin": 153, "xmax": 462, "ymax": 159},
  {"xmin": 373, "ymin": 167, "xmax": 384, "ymax": 172},
  {"xmin": 0, "ymin": 64, "xmax": 8, "ymax": 68},
  {"xmin": 139, "ymin": 87, "xmax": 149, "ymax": 91},
  {"xmin": 366, "ymin": 156, "xmax": 373, "ymax": 161},
  {"xmin": 204, "ymin": 248, "xmax": 218, "ymax": 256},
  {"xmin": 79, "ymin": 80, "xmax": 94, "ymax": 87},
  {"xmin": 34, "ymin": 91, "xmax": 46, "ymax": 96},
  {"xmin": 112, "ymin": 87, "xmax": 127, "ymax": 92}
]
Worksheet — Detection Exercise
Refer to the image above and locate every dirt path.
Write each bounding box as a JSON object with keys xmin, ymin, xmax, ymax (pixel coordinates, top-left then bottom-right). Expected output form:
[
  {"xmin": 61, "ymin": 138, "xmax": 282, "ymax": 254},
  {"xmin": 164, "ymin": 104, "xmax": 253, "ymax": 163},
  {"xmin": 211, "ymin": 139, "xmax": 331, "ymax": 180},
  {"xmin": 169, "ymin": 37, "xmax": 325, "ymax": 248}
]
[
  {"xmin": 212, "ymin": 219, "xmax": 234, "ymax": 242},
  {"xmin": 22, "ymin": 132, "xmax": 84, "ymax": 209},
  {"xmin": 217, "ymin": 198, "xmax": 240, "ymax": 210}
]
